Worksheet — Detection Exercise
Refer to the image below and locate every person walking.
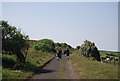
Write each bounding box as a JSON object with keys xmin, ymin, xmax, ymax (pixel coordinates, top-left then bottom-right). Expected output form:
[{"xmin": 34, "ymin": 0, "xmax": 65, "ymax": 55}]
[
  {"xmin": 64, "ymin": 50, "xmax": 67, "ymax": 57},
  {"xmin": 56, "ymin": 48, "xmax": 62, "ymax": 60},
  {"xmin": 65, "ymin": 48, "xmax": 70, "ymax": 60}
]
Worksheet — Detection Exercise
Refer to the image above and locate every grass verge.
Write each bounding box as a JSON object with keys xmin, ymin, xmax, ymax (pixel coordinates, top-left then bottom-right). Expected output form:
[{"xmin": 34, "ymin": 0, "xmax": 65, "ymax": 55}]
[
  {"xmin": 70, "ymin": 52, "xmax": 118, "ymax": 79},
  {"xmin": 2, "ymin": 50, "xmax": 54, "ymax": 80}
]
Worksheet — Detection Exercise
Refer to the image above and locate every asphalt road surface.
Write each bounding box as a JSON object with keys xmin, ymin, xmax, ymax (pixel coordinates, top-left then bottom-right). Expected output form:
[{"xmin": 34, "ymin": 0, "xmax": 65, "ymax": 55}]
[{"xmin": 27, "ymin": 56, "xmax": 80, "ymax": 80}]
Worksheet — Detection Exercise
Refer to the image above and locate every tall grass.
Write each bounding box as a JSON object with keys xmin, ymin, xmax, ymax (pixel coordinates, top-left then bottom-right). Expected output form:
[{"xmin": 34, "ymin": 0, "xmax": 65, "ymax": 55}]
[{"xmin": 70, "ymin": 51, "xmax": 118, "ymax": 79}]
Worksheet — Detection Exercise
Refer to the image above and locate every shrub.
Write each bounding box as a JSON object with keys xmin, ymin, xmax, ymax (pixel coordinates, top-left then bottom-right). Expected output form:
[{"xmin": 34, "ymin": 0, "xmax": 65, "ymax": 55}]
[
  {"xmin": 80, "ymin": 40, "xmax": 101, "ymax": 61},
  {"xmin": 76, "ymin": 46, "xmax": 80, "ymax": 50},
  {"xmin": 34, "ymin": 39, "xmax": 55, "ymax": 53}
]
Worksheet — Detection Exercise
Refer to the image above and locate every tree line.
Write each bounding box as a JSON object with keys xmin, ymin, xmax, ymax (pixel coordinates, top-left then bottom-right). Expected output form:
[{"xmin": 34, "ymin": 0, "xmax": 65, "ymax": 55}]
[
  {"xmin": 1, "ymin": 20, "xmax": 73, "ymax": 63},
  {"xmin": 1, "ymin": 20, "xmax": 101, "ymax": 63},
  {"xmin": 34, "ymin": 39, "xmax": 73, "ymax": 53}
]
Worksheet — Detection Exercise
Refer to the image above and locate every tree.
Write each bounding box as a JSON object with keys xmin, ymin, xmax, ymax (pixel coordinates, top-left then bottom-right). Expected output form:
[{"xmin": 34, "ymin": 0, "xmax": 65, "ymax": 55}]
[
  {"xmin": 55, "ymin": 42, "xmax": 61, "ymax": 47},
  {"xmin": 76, "ymin": 46, "xmax": 80, "ymax": 50},
  {"xmin": 34, "ymin": 39, "xmax": 55, "ymax": 53},
  {"xmin": 80, "ymin": 40, "xmax": 101, "ymax": 61},
  {"xmin": 1, "ymin": 20, "xmax": 30, "ymax": 63}
]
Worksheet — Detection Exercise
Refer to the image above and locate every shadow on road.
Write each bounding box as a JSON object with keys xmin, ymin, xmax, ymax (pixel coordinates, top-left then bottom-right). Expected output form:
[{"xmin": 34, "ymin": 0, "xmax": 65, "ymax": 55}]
[{"xmin": 37, "ymin": 69, "xmax": 54, "ymax": 74}]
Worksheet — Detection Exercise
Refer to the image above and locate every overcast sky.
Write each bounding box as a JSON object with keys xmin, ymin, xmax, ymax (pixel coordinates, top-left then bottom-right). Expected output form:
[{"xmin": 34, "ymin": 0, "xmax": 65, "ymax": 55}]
[{"xmin": 1, "ymin": 2, "xmax": 118, "ymax": 51}]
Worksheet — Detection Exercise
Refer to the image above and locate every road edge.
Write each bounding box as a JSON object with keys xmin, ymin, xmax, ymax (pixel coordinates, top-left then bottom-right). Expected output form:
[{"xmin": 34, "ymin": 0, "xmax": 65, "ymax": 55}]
[{"xmin": 25, "ymin": 56, "xmax": 55, "ymax": 81}]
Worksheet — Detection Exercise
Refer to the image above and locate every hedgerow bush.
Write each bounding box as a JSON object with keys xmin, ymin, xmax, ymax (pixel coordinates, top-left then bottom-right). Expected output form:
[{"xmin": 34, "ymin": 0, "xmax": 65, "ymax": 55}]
[
  {"xmin": 80, "ymin": 40, "xmax": 101, "ymax": 61},
  {"xmin": 34, "ymin": 39, "xmax": 55, "ymax": 53}
]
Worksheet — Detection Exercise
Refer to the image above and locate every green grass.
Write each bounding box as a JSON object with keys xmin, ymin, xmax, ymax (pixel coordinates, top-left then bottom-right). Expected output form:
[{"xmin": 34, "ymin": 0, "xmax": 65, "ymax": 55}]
[
  {"xmin": 58, "ymin": 56, "xmax": 67, "ymax": 79},
  {"xmin": 99, "ymin": 50, "xmax": 120, "ymax": 65},
  {"xmin": 0, "ymin": 54, "xmax": 2, "ymax": 80},
  {"xmin": 2, "ymin": 50, "xmax": 54, "ymax": 80},
  {"xmin": 99, "ymin": 50, "xmax": 120, "ymax": 57},
  {"xmin": 70, "ymin": 52, "xmax": 118, "ymax": 79}
]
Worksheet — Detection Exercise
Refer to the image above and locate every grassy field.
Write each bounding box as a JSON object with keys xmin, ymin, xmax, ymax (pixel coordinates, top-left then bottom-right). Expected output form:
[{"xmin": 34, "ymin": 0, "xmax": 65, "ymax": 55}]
[
  {"xmin": 2, "ymin": 50, "xmax": 54, "ymax": 80},
  {"xmin": 99, "ymin": 50, "xmax": 120, "ymax": 65},
  {"xmin": 99, "ymin": 50, "xmax": 120, "ymax": 57},
  {"xmin": 70, "ymin": 50, "xmax": 119, "ymax": 79}
]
